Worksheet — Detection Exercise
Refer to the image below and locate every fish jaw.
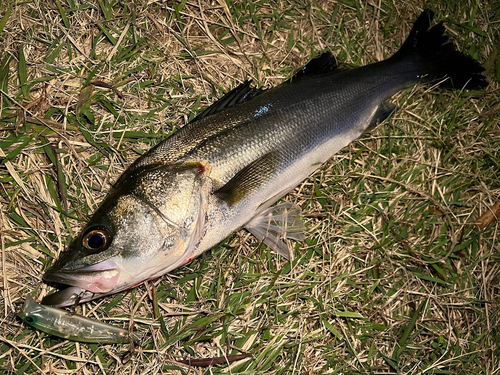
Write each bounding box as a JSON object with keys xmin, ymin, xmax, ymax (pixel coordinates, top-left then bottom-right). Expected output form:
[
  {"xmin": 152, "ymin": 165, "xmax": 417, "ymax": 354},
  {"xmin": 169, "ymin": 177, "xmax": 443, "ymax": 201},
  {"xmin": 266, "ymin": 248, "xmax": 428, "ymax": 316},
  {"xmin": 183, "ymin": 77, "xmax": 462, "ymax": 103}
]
[
  {"xmin": 41, "ymin": 286, "xmax": 92, "ymax": 307},
  {"xmin": 41, "ymin": 247, "xmax": 198, "ymax": 307},
  {"xmin": 43, "ymin": 258, "xmax": 120, "ymax": 293}
]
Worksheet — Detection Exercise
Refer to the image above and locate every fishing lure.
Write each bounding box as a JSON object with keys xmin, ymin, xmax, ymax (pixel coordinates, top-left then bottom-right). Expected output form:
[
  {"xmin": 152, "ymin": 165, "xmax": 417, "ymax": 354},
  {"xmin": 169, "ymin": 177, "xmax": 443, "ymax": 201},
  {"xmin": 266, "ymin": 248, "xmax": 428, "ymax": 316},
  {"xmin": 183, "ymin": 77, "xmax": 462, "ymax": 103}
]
[{"xmin": 18, "ymin": 296, "xmax": 135, "ymax": 344}]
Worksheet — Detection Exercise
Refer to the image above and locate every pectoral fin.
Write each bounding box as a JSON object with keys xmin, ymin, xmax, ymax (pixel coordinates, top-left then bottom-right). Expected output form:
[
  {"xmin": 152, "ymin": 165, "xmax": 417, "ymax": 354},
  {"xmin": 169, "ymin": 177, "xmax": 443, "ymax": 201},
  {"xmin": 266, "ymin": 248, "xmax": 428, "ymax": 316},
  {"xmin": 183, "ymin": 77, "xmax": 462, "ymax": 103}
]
[
  {"xmin": 245, "ymin": 202, "xmax": 306, "ymax": 260},
  {"xmin": 215, "ymin": 152, "xmax": 280, "ymax": 206}
]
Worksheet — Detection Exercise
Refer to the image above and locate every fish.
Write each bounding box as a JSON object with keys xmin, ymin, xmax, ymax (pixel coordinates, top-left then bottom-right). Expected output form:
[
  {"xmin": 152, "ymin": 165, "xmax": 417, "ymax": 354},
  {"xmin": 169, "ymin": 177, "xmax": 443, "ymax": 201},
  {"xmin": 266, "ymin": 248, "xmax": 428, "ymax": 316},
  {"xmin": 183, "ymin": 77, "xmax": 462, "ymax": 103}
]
[
  {"xmin": 41, "ymin": 10, "xmax": 487, "ymax": 307},
  {"xmin": 18, "ymin": 296, "xmax": 135, "ymax": 343}
]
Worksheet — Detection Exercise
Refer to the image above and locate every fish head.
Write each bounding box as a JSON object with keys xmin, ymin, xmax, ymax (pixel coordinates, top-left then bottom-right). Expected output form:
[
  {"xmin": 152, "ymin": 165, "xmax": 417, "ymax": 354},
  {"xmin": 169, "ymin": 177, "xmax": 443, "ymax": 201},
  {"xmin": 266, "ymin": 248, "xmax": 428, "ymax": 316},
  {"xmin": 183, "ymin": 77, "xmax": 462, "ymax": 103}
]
[{"xmin": 42, "ymin": 162, "xmax": 211, "ymax": 307}]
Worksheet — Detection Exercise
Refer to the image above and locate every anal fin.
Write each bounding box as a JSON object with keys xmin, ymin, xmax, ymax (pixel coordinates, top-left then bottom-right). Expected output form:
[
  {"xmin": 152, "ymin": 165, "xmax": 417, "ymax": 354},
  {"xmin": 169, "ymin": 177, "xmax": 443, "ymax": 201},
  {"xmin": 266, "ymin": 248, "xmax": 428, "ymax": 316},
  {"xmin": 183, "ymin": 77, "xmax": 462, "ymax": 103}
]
[
  {"xmin": 365, "ymin": 101, "xmax": 398, "ymax": 133},
  {"xmin": 245, "ymin": 202, "xmax": 306, "ymax": 260}
]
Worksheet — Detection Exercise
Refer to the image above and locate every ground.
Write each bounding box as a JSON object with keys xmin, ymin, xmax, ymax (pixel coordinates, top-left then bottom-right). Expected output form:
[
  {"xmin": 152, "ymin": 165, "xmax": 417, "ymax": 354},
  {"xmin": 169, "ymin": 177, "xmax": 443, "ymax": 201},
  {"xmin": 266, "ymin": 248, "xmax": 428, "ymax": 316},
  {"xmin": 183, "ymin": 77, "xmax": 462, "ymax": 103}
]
[{"xmin": 0, "ymin": 0, "xmax": 499, "ymax": 374}]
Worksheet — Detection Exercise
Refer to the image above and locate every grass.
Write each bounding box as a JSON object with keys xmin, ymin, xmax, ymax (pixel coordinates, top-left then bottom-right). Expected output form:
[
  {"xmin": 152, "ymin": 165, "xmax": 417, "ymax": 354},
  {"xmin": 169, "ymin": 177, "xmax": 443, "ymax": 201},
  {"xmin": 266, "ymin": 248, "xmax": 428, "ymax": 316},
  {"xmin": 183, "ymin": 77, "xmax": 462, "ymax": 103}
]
[{"xmin": 1, "ymin": 0, "xmax": 499, "ymax": 374}]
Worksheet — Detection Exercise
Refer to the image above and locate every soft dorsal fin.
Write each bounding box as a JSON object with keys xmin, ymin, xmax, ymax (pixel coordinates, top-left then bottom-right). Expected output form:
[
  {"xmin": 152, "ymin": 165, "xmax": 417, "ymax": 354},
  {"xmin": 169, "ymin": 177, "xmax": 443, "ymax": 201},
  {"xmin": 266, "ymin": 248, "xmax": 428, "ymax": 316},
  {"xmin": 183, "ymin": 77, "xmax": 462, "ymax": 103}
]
[
  {"xmin": 292, "ymin": 52, "xmax": 339, "ymax": 81},
  {"xmin": 215, "ymin": 151, "xmax": 280, "ymax": 206},
  {"xmin": 192, "ymin": 81, "xmax": 263, "ymax": 122}
]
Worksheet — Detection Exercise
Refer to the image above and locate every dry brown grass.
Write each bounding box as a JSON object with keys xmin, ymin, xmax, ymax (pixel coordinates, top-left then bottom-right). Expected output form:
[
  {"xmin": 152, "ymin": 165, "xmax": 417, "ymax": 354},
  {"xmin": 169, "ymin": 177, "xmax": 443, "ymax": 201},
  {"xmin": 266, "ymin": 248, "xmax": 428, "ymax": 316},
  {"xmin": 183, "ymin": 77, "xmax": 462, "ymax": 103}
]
[{"xmin": 1, "ymin": 0, "xmax": 499, "ymax": 374}]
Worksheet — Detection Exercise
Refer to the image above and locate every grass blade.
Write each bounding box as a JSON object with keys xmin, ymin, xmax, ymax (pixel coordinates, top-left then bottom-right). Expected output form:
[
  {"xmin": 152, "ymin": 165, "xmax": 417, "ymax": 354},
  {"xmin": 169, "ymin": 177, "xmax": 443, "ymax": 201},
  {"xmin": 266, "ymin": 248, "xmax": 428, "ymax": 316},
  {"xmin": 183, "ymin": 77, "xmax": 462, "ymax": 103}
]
[
  {"xmin": 18, "ymin": 45, "xmax": 29, "ymax": 100},
  {"xmin": 393, "ymin": 299, "xmax": 426, "ymax": 360},
  {"xmin": 55, "ymin": 0, "xmax": 70, "ymax": 28},
  {"xmin": 0, "ymin": 5, "xmax": 12, "ymax": 36}
]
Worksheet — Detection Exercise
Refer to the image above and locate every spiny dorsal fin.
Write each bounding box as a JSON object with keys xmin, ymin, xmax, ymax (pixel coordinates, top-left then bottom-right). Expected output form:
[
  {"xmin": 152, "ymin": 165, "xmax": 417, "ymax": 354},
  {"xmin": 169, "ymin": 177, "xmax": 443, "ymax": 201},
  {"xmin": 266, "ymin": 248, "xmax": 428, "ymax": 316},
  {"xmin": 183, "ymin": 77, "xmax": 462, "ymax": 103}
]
[
  {"xmin": 292, "ymin": 52, "xmax": 339, "ymax": 81},
  {"xmin": 192, "ymin": 81, "xmax": 263, "ymax": 122},
  {"xmin": 215, "ymin": 151, "xmax": 280, "ymax": 206},
  {"xmin": 245, "ymin": 202, "xmax": 305, "ymax": 260}
]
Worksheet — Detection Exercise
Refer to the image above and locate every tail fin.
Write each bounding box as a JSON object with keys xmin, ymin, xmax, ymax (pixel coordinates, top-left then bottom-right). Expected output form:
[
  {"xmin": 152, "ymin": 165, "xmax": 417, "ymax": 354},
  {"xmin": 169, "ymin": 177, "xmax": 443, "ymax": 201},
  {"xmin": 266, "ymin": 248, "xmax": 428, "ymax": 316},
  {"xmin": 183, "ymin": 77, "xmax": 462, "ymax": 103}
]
[{"xmin": 393, "ymin": 9, "xmax": 487, "ymax": 90}]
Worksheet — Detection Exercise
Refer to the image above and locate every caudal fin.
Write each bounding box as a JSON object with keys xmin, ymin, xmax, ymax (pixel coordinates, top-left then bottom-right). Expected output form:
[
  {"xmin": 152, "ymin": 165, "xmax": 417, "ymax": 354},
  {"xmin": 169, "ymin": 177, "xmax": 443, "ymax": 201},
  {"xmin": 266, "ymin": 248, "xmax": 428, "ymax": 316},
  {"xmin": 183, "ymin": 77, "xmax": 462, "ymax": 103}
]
[{"xmin": 393, "ymin": 9, "xmax": 487, "ymax": 90}]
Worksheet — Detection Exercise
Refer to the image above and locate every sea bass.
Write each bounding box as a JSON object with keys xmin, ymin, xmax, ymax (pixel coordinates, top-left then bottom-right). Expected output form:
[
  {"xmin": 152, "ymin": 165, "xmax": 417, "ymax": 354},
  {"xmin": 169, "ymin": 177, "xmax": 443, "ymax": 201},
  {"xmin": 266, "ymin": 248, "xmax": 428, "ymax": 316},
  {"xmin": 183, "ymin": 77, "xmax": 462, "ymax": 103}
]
[{"xmin": 42, "ymin": 10, "xmax": 486, "ymax": 306}]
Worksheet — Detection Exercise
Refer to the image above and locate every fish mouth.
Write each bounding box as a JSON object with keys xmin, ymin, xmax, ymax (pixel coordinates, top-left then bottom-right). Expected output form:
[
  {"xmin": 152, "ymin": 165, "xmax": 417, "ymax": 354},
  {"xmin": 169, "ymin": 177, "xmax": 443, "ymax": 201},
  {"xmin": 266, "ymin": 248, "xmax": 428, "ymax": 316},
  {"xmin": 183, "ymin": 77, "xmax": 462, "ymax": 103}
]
[
  {"xmin": 41, "ymin": 286, "xmax": 95, "ymax": 307},
  {"xmin": 42, "ymin": 260, "xmax": 120, "ymax": 306}
]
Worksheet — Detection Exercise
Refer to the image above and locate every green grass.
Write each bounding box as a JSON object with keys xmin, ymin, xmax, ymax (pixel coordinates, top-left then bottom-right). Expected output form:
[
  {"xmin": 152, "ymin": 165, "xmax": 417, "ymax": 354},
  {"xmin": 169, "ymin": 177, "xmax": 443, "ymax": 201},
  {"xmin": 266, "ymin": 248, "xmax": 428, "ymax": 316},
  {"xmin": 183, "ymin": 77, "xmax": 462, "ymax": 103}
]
[{"xmin": 1, "ymin": 0, "xmax": 499, "ymax": 374}]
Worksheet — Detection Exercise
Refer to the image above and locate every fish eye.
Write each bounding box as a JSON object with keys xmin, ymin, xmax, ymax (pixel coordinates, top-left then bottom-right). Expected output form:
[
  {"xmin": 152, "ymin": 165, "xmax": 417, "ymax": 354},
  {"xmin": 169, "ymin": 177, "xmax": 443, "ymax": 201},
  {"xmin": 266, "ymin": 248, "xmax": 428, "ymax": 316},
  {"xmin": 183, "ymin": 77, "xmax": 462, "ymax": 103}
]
[
  {"xmin": 82, "ymin": 227, "xmax": 111, "ymax": 252},
  {"xmin": 25, "ymin": 316, "xmax": 34, "ymax": 323}
]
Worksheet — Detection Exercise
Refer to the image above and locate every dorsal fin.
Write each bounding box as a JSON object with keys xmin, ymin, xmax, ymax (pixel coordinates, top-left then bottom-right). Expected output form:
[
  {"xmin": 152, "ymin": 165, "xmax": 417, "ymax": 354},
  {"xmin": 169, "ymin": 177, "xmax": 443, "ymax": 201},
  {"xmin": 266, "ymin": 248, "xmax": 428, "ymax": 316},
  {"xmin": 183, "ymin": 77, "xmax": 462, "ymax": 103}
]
[
  {"xmin": 192, "ymin": 81, "xmax": 263, "ymax": 122},
  {"xmin": 292, "ymin": 52, "xmax": 339, "ymax": 81}
]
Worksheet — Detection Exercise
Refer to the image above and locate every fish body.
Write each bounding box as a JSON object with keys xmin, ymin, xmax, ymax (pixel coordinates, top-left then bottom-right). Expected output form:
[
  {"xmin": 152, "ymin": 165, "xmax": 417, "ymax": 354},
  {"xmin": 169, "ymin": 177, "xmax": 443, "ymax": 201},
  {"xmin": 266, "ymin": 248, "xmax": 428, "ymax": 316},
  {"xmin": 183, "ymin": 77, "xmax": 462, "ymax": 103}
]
[
  {"xmin": 42, "ymin": 10, "xmax": 486, "ymax": 307},
  {"xmin": 18, "ymin": 296, "xmax": 134, "ymax": 343}
]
